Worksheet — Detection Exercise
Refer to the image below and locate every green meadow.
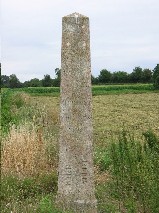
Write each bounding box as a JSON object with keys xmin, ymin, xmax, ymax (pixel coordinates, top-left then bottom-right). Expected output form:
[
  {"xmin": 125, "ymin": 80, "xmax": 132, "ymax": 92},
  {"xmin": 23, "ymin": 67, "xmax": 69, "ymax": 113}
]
[
  {"xmin": 9, "ymin": 83, "xmax": 155, "ymax": 97},
  {"xmin": 1, "ymin": 86, "xmax": 159, "ymax": 213}
]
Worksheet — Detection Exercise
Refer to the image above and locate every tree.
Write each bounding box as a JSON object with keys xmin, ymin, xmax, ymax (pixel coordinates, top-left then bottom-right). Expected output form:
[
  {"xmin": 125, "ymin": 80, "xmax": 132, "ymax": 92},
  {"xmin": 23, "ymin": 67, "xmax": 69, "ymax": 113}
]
[
  {"xmin": 130, "ymin": 67, "xmax": 143, "ymax": 83},
  {"xmin": 111, "ymin": 71, "xmax": 128, "ymax": 83},
  {"xmin": 98, "ymin": 69, "xmax": 112, "ymax": 84},
  {"xmin": 23, "ymin": 78, "xmax": 41, "ymax": 87},
  {"xmin": 9, "ymin": 74, "xmax": 21, "ymax": 88},
  {"xmin": 42, "ymin": 74, "xmax": 53, "ymax": 87},
  {"xmin": 55, "ymin": 68, "xmax": 61, "ymax": 79},
  {"xmin": 153, "ymin": 64, "xmax": 159, "ymax": 89},
  {"xmin": 23, "ymin": 81, "xmax": 30, "ymax": 87},
  {"xmin": 91, "ymin": 75, "xmax": 99, "ymax": 85},
  {"xmin": 53, "ymin": 68, "xmax": 61, "ymax": 87},
  {"xmin": 142, "ymin": 69, "xmax": 152, "ymax": 83},
  {"xmin": 1, "ymin": 75, "xmax": 10, "ymax": 88}
]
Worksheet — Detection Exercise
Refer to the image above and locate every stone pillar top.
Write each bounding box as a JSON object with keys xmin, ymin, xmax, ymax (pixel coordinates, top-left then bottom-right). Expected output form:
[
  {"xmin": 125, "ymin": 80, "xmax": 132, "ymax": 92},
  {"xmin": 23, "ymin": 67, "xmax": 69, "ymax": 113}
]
[{"xmin": 63, "ymin": 12, "xmax": 88, "ymax": 18}]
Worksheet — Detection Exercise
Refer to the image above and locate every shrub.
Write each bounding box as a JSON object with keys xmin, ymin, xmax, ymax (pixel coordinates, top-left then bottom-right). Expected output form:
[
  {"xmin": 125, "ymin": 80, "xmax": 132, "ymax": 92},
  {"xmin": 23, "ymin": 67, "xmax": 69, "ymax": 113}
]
[
  {"xmin": 1, "ymin": 90, "xmax": 30, "ymax": 134},
  {"xmin": 153, "ymin": 64, "xmax": 159, "ymax": 89},
  {"xmin": 110, "ymin": 131, "xmax": 159, "ymax": 212},
  {"xmin": 154, "ymin": 76, "xmax": 159, "ymax": 89}
]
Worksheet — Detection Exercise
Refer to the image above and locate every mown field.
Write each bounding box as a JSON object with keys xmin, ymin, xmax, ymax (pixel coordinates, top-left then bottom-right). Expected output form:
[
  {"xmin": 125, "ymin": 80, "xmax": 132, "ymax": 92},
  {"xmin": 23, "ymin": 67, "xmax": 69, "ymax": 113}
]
[{"xmin": 1, "ymin": 86, "xmax": 159, "ymax": 213}]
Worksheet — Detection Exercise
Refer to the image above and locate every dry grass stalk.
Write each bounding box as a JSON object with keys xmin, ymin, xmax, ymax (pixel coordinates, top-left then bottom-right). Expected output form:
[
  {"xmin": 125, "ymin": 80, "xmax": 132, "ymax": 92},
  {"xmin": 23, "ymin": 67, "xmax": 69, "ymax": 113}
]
[{"xmin": 1, "ymin": 123, "xmax": 53, "ymax": 178}]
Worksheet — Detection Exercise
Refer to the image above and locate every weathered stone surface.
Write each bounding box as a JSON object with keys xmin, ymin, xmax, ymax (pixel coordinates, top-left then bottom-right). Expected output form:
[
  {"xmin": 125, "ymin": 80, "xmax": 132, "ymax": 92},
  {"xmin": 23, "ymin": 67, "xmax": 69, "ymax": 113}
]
[{"xmin": 56, "ymin": 12, "xmax": 97, "ymax": 212}]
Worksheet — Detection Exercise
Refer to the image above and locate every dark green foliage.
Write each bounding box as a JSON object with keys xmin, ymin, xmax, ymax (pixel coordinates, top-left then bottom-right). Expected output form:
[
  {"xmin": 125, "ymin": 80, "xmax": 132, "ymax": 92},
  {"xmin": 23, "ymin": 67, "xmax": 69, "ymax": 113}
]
[
  {"xmin": 153, "ymin": 64, "xmax": 159, "ymax": 89},
  {"xmin": 1, "ymin": 75, "xmax": 10, "ymax": 87},
  {"xmin": 111, "ymin": 71, "xmax": 129, "ymax": 83},
  {"xmin": 42, "ymin": 74, "xmax": 53, "ymax": 87},
  {"xmin": 94, "ymin": 148, "xmax": 112, "ymax": 171},
  {"xmin": 142, "ymin": 68, "xmax": 152, "ymax": 83},
  {"xmin": 1, "ymin": 90, "xmax": 12, "ymax": 128},
  {"xmin": 1, "ymin": 89, "xmax": 17, "ymax": 134},
  {"xmin": 1, "ymin": 173, "xmax": 57, "ymax": 200},
  {"xmin": 99, "ymin": 67, "xmax": 150, "ymax": 84},
  {"xmin": 154, "ymin": 76, "xmax": 159, "ymax": 89},
  {"xmin": 13, "ymin": 87, "xmax": 60, "ymax": 96},
  {"xmin": 129, "ymin": 66, "xmax": 143, "ymax": 83},
  {"xmin": 91, "ymin": 74, "xmax": 99, "ymax": 85},
  {"xmin": 24, "ymin": 78, "xmax": 42, "ymax": 87},
  {"xmin": 96, "ymin": 184, "xmax": 119, "ymax": 212},
  {"xmin": 37, "ymin": 173, "xmax": 58, "ymax": 194},
  {"xmin": 9, "ymin": 84, "xmax": 155, "ymax": 97},
  {"xmin": 1, "ymin": 65, "xmax": 156, "ymax": 88},
  {"xmin": 143, "ymin": 130, "xmax": 159, "ymax": 153},
  {"xmin": 36, "ymin": 196, "xmax": 63, "ymax": 213},
  {"xmin": 153, "ymin": 74, "xmax": 159, "ymax": 89},
  {"xmin": 52, "ymin": 78, "xmax": 60, "ymax": 87},
  {"xmin": 9, "ymin": 74, "xmax": 22, "ymax": 88},
  {"xmin": 153, "ymin": 64, "xmax": 159, "ymax": 80},
  {"xmin": 53, "ymin": 68, "xmax": 61, "ymax": 87},
  {"xmin": 1, "ymin": 74, "xmax": 21, "ymax": 88},
  {"xmin": 1, "ymin": 90, "xmax": 27, "ymax": 134},
  {"xmin": 92, "ymin": 84, "xmax": 154, "ymax": 96},
  {"xmin": 98, "ymin": 69, "xmax": 112, "ymax": 83},
  {"xmin": 1, "ymin": 173, "xmax": 58, "ymax": 210},
  {"xmin": 109, "ymin": 131, "xmax": 159, "ymax": 212},
  {"xmin": 1, "ymin": 176, "xmax": 39, "ymax": 201}
]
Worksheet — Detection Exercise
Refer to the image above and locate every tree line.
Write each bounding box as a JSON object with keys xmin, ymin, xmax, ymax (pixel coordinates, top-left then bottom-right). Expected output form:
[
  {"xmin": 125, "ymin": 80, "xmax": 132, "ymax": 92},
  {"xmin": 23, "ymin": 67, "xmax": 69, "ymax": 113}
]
[
  {"xmin": 92, "ymin": 65, "xmax": 159, "ymax": 87},
  {"xmin": 1, "ymin": 65, "xmax": 159, "ymax": 89},
  {"xmin": 1, "ymin": 68, "xmax": 60, "ymax": 89}
]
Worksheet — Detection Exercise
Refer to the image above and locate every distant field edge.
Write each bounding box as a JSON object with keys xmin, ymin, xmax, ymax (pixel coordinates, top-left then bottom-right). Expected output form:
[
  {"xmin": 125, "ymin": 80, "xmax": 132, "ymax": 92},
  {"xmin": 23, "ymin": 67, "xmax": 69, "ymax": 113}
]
[{"xmin": 1, "ymin": 84, "xmax": 159, "ymax": 96}]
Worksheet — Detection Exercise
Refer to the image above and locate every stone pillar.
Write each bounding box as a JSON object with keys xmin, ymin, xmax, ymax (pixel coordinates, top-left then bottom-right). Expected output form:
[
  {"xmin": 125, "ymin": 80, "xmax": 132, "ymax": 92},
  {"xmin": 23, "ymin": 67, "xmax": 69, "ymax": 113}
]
[{"xmin": 57, "ymin": 12, "xmax": 97, "ymax": 212}]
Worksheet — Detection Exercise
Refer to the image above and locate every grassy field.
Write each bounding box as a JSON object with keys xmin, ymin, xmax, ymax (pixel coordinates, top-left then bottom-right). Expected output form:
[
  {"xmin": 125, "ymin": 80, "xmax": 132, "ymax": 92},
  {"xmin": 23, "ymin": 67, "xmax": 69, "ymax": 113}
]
[
  {"xmin": 9, "ymin": 83, "xmax": 156, "ymax": 96},
  {"xmin": 1, "ymin": 88, "xmax": 159, "ymax": 212},
  {"xmin": 30, "ymin": 93, "xmax": 159, "ymax": 142}
]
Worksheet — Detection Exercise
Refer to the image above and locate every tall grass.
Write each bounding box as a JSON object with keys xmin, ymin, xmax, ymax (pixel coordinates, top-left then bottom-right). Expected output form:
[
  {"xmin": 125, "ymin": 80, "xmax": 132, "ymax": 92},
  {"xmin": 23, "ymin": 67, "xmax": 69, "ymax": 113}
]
[
  {"xmin": 1, "ymin": 90, "xmax": 60, "ymax": 212},
  {"xmin": 1, "ymin": 90, "xmax": 59, "ymax": 178},
  {"xmin": 2, "ymin": 124, "xmax": 54, "ymax": 177},
  {"xmin": 97, "ymin": 130, "xmax": 159, "ymax": 213},
  {"xmin": 1, "ymin": 89, "xmax": 31, "ymax": 134}
]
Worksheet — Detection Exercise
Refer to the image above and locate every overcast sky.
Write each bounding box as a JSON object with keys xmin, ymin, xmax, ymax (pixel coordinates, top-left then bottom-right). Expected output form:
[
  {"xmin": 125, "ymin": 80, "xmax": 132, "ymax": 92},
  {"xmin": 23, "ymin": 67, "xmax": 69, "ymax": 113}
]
[{"xmin": 1, "ymin": 0, "xmax": 159, "ymax": 82}]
